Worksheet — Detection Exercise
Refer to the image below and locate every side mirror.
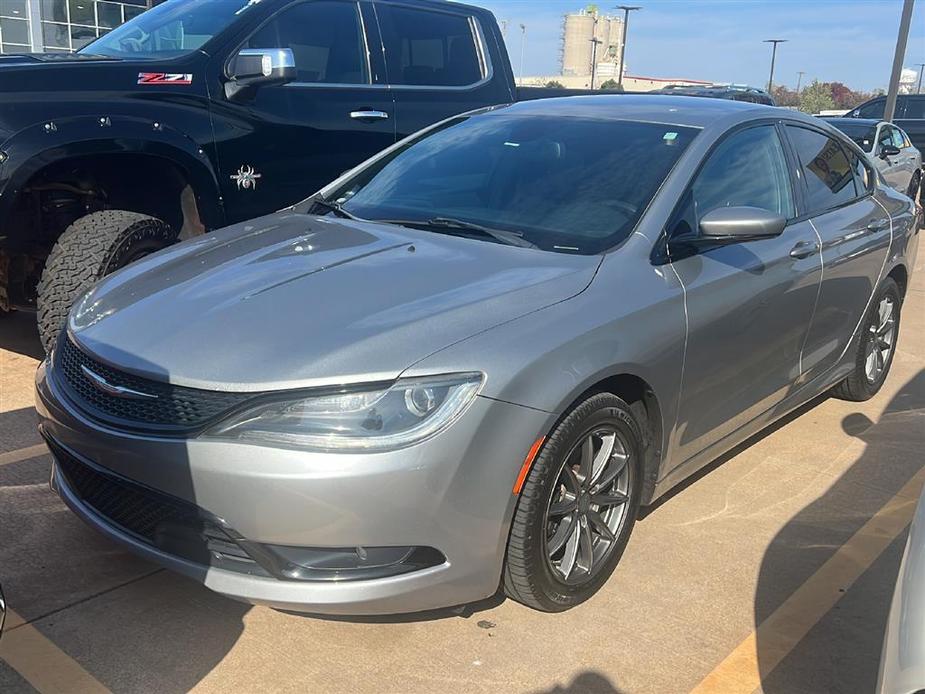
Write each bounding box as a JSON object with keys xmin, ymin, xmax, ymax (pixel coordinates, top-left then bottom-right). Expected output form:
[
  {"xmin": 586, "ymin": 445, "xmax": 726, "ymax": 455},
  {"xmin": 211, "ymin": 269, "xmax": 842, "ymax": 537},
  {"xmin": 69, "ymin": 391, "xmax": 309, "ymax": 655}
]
[
  {"xmin": 879, "ymin": 144, "xmax": 901, "ymax": 158},
  {"xmin": 699, "ymin": 206, "xmax": 787, "ymax": 242},
  {"xmin": 225, "ymin": 48, "xmax": 296, "ymax": 101}
]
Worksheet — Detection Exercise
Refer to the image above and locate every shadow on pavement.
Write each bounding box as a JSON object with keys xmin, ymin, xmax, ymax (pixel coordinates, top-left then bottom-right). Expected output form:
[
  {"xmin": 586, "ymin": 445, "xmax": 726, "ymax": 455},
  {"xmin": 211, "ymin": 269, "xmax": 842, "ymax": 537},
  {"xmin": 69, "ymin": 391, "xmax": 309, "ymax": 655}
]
[
  {"xmin": 530, "ymin": 671, "xmax": 626, "ymax": 693},
  {"xmin": 0, "ymin": 312, "xmax": 44, "ymax": 361},
  {"xmin": 755, "ymin": 368, "xmax": 925, "ymax": 693}
]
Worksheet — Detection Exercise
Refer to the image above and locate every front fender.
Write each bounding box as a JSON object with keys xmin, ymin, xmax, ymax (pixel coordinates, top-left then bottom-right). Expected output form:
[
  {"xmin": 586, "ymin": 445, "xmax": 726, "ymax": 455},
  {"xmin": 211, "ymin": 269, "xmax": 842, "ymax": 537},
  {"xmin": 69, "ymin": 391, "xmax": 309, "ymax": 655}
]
[{"xmin": 0, "ymin": 114, "xmax": 224, "ymax": 230}]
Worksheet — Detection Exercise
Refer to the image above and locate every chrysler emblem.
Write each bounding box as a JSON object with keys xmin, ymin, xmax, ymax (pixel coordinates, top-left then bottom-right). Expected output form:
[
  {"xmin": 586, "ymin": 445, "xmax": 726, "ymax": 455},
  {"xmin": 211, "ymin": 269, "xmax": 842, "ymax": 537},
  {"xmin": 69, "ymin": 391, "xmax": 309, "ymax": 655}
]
[{"xmin": 80, "ymin": 365, "xmax": 158, "ymax": 400}]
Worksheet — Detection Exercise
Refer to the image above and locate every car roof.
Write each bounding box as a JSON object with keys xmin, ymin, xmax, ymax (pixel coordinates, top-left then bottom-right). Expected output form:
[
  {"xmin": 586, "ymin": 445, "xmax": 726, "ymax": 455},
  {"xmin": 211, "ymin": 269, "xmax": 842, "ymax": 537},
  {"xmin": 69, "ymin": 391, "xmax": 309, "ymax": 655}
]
[{"xmin": 491, "ymin": 94, "xmax": 784, "ymax": 129}]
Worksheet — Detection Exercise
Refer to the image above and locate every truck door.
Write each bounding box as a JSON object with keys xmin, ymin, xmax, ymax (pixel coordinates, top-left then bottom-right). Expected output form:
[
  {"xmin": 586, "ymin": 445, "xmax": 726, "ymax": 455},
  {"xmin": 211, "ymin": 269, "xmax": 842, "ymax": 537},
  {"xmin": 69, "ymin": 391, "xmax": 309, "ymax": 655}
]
[
  {"xmin": 210, "ymin": 0, "xmax": 395, "ymax": 224},
  {"xmin": 370, "ymin": 1, "xmax": 513, "ymax": 141}
]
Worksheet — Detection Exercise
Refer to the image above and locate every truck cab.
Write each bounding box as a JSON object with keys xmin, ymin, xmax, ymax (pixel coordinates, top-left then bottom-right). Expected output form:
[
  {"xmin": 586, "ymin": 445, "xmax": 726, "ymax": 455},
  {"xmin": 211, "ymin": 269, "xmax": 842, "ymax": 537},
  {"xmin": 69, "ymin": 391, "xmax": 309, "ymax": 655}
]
[{"xmin": 0, "ymin": 0, "xmax": 515, "ymax": 351}]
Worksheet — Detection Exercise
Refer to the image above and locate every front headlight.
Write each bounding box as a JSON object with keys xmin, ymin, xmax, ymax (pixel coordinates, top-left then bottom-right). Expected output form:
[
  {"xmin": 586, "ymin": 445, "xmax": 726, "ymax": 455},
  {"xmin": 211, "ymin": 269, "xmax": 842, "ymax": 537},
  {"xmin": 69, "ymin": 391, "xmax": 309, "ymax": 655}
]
[{"xmin": 203, "ymin": 373, "xmax": 484, "ymax": 452}]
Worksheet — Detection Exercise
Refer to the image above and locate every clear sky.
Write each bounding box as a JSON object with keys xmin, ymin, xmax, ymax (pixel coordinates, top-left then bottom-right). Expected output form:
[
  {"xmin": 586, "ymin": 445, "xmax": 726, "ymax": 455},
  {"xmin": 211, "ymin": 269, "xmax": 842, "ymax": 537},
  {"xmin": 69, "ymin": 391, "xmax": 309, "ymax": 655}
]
[{"xmin": 470, "ymin": 0, "xmax": 925, "ymax": 91}]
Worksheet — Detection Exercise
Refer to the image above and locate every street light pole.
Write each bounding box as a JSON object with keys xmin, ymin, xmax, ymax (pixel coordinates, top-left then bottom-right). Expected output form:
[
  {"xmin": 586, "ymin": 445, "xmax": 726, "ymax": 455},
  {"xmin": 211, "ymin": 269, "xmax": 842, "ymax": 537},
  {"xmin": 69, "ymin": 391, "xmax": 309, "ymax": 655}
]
[
  {"xmin": 518, "ymin": 23, "xmax": 526, "ymax": 85},
  {"xmin": 615, "ymin": 5, "xmax": 640, "ymax": 90},
  {"xmin": 884, "ymin": 0, "xmax": 914, "ymax": 122},
  {"xmin": 590, "ymin": 37, "xmax": 602, "ymax": 89},
  {"xmin": 796, "ymin": 70, "xmax": 805, "ymax": 93},
  {"xmin": 763, "ymin": 39, "xmax": 787, "ymax": 93},
  {"xmin": 916, "ymin": 63, "xmax": 925, "ymax": 95}
]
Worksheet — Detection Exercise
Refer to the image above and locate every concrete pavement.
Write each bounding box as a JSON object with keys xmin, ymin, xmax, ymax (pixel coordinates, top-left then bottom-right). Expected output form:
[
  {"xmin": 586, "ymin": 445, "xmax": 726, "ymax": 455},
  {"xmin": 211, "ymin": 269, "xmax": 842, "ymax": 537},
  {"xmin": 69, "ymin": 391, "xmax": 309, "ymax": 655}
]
[{"xmin": 0, "ymin": 252, "xmax": 922, "ymax": 693}]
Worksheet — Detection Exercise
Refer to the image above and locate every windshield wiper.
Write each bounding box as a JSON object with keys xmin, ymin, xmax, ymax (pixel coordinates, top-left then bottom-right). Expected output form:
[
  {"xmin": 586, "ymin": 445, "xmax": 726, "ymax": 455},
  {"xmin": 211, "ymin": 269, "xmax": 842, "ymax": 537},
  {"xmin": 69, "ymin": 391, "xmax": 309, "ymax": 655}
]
[
  {"xmin": 308, "ymin": 196, "xmax": 362, "ymax": 220},
  {"xmin": 376, "ymin": 217, "xmax": 538, "ymax": 249}
]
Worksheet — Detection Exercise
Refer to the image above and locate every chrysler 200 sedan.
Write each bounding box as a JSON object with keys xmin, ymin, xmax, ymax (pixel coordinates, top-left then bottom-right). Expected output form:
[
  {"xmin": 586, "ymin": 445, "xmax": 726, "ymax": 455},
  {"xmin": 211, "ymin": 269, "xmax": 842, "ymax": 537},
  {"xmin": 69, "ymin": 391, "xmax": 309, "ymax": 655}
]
[{"xmin": 36, "ymin": 96, "xmax": 918, "ymax": 614}]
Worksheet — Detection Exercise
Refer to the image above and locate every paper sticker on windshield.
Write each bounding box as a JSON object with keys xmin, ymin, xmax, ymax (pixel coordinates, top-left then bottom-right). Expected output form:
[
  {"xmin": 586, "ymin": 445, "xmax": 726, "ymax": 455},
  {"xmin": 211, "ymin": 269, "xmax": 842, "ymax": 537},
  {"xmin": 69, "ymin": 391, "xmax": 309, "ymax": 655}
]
[{"xmin": 138, "ymin": 73, "xmax": 193, "ymax": 85}]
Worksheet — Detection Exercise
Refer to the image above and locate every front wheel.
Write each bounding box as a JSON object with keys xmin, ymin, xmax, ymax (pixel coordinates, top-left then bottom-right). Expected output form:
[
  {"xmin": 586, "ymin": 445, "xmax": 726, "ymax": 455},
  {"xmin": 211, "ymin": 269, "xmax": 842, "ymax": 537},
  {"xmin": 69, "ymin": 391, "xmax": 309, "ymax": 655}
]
[
  {"xmin": 503, "ymin": 393, "xmax": 643, "ymax": 612},
  {"xmin": 831, "ymin": 277, "xmax": 901, "ymax": 402},
  {"xmin": 36, "ymin": 211, "xmax": 176, "ymax": 354}
]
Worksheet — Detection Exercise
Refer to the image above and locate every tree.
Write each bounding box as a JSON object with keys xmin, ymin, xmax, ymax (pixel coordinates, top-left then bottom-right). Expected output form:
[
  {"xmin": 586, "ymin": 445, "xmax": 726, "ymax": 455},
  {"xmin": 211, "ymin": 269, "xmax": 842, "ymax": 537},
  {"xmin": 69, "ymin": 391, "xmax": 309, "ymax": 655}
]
[
  {"xmin": 799, "ymin": 80, "xmax": 835, "ymax": 114},
  {"xmin": 545, "ymin": 80, "xmax": 565, "ymax": 89},
  {"xmin": 600, "ymin": 79, "xmax": 623, "ymax": 91},
  {"xmin": 771, "ymin": 85, "xmax": 799, "ymax": 107}
]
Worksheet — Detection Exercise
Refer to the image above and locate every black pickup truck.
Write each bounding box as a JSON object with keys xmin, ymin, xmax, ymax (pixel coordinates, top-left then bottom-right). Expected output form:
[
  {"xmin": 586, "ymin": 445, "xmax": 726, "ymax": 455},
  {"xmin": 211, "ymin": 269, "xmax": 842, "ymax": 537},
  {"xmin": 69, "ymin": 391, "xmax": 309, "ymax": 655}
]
[{"xmin": 0, "ymin": 0, "xmax": 585, "ymax": 351}]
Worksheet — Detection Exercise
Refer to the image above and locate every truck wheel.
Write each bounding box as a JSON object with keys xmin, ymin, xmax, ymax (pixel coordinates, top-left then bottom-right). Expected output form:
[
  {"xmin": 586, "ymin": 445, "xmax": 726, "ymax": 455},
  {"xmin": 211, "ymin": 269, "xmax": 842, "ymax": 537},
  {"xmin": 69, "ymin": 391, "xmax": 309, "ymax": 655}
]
[{"xmin": 36, "ymin": 211, "xmax": 177, "ymax": 354}]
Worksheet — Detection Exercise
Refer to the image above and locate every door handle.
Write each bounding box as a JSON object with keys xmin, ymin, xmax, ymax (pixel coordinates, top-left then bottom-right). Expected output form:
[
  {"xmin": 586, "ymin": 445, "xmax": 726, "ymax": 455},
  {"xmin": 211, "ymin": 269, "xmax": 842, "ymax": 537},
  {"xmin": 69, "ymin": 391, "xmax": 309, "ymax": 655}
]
[
  {"xmin": 789, "ymin": 240, "xmax": 819, "ymax": 260},
  {"xmin": 349, "ymin": 110, "xmax": 389, "ymax": 121},
  {"xmin": 866, "ymin": 219, "xmax": 889, "ymax": 233}
]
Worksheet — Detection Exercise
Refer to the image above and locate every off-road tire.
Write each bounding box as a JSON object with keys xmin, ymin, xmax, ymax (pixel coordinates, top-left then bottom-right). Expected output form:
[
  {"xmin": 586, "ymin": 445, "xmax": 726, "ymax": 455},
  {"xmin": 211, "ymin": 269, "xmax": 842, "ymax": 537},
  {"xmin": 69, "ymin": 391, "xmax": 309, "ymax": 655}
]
[
  {"xmin": 503, "ymin": 393, "xmax": 644, "ymax": 612},
  {"xmin": 36, "ymin": 210, "xmax": 176, "ymax": 354},
  {"xmin": 831, "ymin": 277, "xmax": 901, "ymax": 402}
]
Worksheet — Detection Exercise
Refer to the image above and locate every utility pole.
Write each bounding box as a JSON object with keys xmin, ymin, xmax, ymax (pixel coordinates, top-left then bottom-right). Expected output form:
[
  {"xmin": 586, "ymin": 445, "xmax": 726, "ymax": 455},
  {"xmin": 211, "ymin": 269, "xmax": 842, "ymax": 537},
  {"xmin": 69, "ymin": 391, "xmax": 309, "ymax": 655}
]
[
  {"xmin": 796, "ymin": 70, "xmax": 805, "ymax": 93},
  {"xmin": 518, "ymin": 23, "xmax": 526, "ymax": 85},
  {"xmin": 884, "ymin": 0, "xmax": 914, "ymax": 122},
  {"xmin": 500, "ymin": 19, "xmax": 508, "ymax": 37},
  {"xmin": 590, "ymin": 37, "xmax": 602, "ymax": 89},
  {"xmin": 916, "ymin": 63, "xmax": 925, "ymax": 94},
  {"xmin": 615, "ymin": 5, "xmax": 640, "ymax": 90},
  {"xmin": 764, "ymin": 39, "xmax": 787, "ymax": 93}
]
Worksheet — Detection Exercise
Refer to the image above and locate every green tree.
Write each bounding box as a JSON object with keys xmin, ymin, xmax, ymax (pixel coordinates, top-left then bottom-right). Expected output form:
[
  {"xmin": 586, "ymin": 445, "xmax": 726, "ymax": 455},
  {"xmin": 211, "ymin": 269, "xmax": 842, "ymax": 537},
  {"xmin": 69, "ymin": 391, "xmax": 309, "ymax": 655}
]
[
  {"xmin": 799, "ymin": 80, "xmax": 836, "ymax": 114},
  {"xmin": 599, "ymin": 79, "xmax": 623, "ymax": 91},
  {"xmin": 545, "ymin": 80, "xmax": 565, "ymax": 89}
]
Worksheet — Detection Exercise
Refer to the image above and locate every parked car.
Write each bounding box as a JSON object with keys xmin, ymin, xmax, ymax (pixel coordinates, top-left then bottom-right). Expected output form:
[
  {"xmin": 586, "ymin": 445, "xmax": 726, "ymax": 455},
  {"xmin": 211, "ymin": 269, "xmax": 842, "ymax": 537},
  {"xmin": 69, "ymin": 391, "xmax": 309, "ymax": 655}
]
[
  {"xmin": 845, "ymin": 94, "xmax": 925, "ymax": 157},
  {"xmin": 0, "ymin": 0, "xmax": 588, "ymax": 354},
  {"xmin": 651, "ymin": 84, "xmax": 776, "ymax": 105},
  {"xmin": 878, "ymin": 484, "xmax": 925, "ymax": 694},
  {"xmin": 824, "ymin": 118, "xmax": 922, "ymax": 200},
  {"xmin": 37, "ymin": 96, "xmax": 918, "ymax": 614}
]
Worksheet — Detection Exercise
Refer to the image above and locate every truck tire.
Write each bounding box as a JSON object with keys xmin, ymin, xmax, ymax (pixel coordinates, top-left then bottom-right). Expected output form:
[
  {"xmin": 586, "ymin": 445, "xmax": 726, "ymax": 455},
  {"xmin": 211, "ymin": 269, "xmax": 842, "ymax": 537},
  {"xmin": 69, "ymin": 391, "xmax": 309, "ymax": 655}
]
[{"xmin": 37, "ymin": 210, "xmax": 177, "ymax": 354}]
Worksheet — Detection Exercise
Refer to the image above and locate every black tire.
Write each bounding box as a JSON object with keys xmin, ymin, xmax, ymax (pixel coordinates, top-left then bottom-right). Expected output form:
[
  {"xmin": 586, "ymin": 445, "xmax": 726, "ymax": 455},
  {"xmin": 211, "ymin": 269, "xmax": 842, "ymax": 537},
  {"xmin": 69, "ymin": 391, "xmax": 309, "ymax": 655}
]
[
  {"xmin": 503, "ymin": 392, "xmax": 643, "ymax": 612},
  {"xmin": 36, "ymin": 210, "xmax": 176, "ymax": 354},
  {"xmin": 831, "ymin": 277, "xmax": 901, "ymax": 402}
]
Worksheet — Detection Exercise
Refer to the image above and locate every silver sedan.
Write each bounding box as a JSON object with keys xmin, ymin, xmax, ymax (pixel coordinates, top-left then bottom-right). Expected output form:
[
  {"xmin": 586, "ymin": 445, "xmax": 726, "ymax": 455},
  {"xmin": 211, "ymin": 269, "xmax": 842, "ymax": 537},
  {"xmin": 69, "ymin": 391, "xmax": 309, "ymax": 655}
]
[{"xmin": 36, "ymin": 96, "xmax": 919, "ymax": 614}]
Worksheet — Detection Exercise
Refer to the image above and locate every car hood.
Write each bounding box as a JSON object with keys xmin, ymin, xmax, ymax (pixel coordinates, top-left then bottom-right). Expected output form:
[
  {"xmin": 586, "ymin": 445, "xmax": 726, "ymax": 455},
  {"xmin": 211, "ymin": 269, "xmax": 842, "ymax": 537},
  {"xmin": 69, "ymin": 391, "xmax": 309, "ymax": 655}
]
[{"xmin": 70, "ymin": 213, "xmax": 600, "ymax": 391}]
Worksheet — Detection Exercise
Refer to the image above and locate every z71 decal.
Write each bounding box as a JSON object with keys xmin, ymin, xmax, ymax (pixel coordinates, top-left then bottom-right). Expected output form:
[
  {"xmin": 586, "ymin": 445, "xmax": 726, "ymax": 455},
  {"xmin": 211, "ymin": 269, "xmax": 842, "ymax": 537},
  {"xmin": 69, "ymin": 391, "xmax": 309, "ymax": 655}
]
[{"xmin": 137, "ymin": 73, "xmax": 194, "ymax": 85}]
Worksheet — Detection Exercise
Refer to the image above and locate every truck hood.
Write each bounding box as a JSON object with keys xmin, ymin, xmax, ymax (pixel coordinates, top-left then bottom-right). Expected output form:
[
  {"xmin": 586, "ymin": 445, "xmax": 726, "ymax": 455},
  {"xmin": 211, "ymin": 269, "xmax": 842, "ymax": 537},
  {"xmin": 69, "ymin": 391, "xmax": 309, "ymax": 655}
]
[{"xmin": 69, "ymin": 213, "xmax": 600, "ymax": 392}]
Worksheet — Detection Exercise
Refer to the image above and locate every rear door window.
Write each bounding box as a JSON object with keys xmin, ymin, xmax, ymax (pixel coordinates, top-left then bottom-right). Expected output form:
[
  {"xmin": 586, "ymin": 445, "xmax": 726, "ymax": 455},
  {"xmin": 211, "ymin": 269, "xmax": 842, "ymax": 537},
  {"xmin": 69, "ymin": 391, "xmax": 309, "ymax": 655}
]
[
  {"xmin": 375, "ymin": 4, "xmax": 484, "ymax": 87},
  {"xmin": 785, "ymin": 126, "xmax": 858, "ymax": 214},
  {"xmin": 854, "ymin": 99, "xmax": 885, "ymax": 119}
]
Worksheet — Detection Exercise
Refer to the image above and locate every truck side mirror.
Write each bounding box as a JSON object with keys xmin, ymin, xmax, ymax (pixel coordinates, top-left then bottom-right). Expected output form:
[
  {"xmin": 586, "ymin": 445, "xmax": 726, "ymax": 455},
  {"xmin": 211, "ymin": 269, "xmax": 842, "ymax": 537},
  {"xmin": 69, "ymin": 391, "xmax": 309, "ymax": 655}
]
[{"xmin": 225, "ymin": 48, "xmax": 296, "ymax": 101}]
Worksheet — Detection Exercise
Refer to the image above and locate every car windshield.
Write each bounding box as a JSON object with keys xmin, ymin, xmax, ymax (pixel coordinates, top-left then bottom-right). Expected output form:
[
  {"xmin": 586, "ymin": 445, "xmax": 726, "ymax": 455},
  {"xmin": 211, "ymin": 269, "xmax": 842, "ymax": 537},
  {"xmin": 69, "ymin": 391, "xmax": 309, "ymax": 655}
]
[
  {"xmin": 78, "ymin": 0, "xmax": 258, "ymax": 59},
  {"xmin": 831, "ymin": 122, "xmax": 877, "ymax": 152},
  {"xmin": 322, "ymin": 113, "xmax": 698, "ymax": 254}
]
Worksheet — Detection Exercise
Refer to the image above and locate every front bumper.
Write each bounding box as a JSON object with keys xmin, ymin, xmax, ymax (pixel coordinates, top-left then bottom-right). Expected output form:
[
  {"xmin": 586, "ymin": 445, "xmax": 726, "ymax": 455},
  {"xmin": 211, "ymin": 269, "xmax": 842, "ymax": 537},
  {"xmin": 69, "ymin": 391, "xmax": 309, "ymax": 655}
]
[{"xmin": 36, "ymin": 360, "xmax": 549, "ymax": 615}]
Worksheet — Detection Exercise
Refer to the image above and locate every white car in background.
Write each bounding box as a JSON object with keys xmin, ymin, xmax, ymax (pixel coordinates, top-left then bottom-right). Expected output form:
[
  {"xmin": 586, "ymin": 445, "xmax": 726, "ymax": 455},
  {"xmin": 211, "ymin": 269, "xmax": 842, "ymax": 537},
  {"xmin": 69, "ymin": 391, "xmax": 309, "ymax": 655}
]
[{"xmin": 825, "ymin": 118, "xmax": 922, "ymax": 202}]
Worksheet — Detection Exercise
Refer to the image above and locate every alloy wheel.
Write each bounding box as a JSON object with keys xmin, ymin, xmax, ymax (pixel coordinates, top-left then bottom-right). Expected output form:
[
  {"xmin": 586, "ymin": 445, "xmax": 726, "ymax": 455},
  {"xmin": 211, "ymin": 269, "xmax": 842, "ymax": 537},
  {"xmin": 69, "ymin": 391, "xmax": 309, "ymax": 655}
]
[
  {"xmin": 865, "ymin": 296, "xmax": 896, "ymax": 383},
  {"xmin": 543, "ymin": 427, "xmax": 632, "ymax": 585}
]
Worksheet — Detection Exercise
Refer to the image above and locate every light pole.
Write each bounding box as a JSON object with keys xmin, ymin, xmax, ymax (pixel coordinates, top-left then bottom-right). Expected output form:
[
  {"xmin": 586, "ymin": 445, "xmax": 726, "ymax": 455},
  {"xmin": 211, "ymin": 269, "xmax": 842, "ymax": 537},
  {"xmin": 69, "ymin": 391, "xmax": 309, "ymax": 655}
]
[
  {"xmin": 500, "ymin": 19, "xmax": 508, "ymax": 37},
  {"xmin": 615, "ymin": 5, "xmax": 640, "ymax": 90},
  {"xmin": 518, "ymin": 23, "xmax": 526, "ymax": 85},
  {"xmin": 764, "ymin": 39, "xmax": 787, "ymax": 93},
  {"xmin": 884, "ymin": 0, "xmax": 914, "ymax": 122},
  {"xmin": 590, "ymin": 37, "xmax": 602, "ymax": 89},
  {"xmin": 796, "ymin": 70, "xmax": 805, "ymax": 93},
  {"xmin": 916, "ymin": 63, "xmax": 925, "ymax": 94}
]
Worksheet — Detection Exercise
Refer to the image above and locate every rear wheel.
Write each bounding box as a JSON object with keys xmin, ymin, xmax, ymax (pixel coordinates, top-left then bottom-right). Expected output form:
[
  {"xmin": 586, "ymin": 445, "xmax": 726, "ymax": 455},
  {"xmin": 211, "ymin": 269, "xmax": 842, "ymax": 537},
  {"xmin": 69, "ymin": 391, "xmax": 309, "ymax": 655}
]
[
  {"xmin": 503, "ymin": 393, "xmax": 643, "ymax": 612},
  {"xmin": 832, "ymin": 277, "xmax": 901, "ymax": 402},
  {"xmin": 36, "ymin": 210, "xmax": 176, "ymax": 354}
]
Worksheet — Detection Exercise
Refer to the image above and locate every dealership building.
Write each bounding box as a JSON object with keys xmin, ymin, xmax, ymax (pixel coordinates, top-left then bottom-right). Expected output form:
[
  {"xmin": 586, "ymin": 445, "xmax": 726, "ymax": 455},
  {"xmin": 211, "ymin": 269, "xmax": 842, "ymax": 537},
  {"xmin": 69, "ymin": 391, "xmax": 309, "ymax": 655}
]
[{"xmin": 0, "ymin": 0, "xmax": 153, "ymax": 54}]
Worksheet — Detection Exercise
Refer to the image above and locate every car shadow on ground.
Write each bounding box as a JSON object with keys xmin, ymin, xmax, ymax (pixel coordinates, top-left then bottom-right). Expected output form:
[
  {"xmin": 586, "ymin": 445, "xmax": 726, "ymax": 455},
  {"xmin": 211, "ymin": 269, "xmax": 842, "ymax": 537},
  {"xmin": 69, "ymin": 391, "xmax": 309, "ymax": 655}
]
[
  {"xmin": 0, "ymin": 312, "xmax": 44, "ymax": 361},
  {"xmin": 755, "ymin": 368, "xmax": 925, "ymax": 693},
  {"xmin": 0, "ymin": 400, "xmax": 250, "ymax": 692}
]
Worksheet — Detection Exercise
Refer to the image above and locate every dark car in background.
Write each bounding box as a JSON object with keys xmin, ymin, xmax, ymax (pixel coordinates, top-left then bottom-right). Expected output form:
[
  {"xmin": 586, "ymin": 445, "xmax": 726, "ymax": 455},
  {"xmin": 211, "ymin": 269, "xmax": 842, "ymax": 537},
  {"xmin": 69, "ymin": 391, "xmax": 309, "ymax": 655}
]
[
  {"xmin": 846, "ymin": 94, "xmax": 925, "ymax": 156},
  {"xmin": 825, "ymin": 118, "xmax": 922, "ymax": 200},
  {"xmin": 652, "ymin": 84, "xmax": 776, "ymax": 105}
]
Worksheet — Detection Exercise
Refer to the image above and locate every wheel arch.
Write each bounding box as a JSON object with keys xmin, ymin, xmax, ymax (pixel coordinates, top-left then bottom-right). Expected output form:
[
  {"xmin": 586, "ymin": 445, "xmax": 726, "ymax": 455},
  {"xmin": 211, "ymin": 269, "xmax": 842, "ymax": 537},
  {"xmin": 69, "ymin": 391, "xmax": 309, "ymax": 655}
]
[
  {"xmin": 887, "ymin": 262, "xmax": 909, "ymax": 300},
  {"xmin": 548, "ymin": 370, "xmax": 666, "ymax": 506}
]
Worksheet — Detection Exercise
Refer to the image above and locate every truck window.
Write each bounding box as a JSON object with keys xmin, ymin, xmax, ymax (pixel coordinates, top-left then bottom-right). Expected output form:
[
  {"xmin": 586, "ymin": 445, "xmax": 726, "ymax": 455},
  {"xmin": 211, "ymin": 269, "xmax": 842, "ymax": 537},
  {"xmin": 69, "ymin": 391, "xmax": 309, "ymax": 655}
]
[
  {"xmin": 375, "ymin": 5, "xmax": 484, "ymax": 87},
  {"xmin": 903, "ymin": 96, "xmax": 925, "ymax": 119},
  {"xmin": 854, "ymin": 99, "xmax": 885, "ymax": 119},
  {"xmin": 247, "ymin": 1, "xmax": 368, "ymax": 85}
]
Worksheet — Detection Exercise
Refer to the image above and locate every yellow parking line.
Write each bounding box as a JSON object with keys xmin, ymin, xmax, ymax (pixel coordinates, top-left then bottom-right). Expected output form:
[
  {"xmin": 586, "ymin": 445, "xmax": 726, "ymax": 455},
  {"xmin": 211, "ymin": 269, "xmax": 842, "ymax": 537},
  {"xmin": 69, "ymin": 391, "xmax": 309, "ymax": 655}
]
[
  {"xmin": 691, "ymin": 464, "xmax": 925, "ymax": 694},
  {"xmin": 0, "ymin": 444, "xmax": 48, "ymax": 467},
  {"xmin": 0, "ymin": 609, "xmax": 110, "ymax": 693}
]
